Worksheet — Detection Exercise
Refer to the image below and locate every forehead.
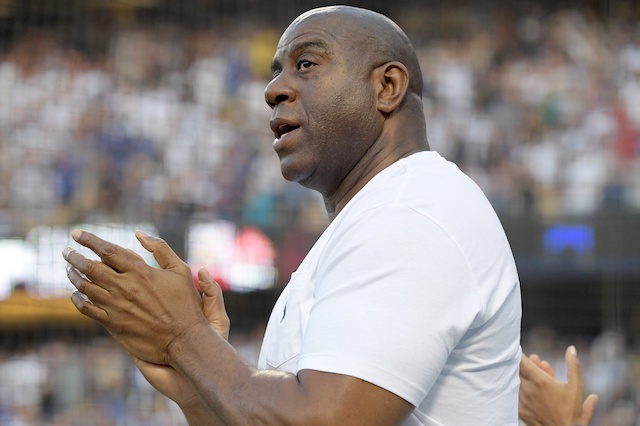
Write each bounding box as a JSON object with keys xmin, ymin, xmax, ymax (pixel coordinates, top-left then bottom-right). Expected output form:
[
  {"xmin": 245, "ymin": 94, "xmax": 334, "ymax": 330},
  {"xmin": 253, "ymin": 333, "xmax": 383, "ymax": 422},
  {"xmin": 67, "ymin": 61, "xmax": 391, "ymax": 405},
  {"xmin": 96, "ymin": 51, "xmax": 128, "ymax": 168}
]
[{"xmin": 275, "ymin": 14, "xmax": 347, "ymax": 58}]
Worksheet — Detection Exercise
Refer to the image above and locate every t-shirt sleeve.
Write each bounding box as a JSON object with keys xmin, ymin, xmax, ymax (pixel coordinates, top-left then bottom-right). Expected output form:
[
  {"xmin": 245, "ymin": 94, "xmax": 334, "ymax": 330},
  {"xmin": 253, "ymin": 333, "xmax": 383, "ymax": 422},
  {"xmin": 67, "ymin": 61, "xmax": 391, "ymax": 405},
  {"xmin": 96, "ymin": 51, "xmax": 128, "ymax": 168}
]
[{"xmin": 296, "ymin": 205, "xmax": 483, "ymax": 406}]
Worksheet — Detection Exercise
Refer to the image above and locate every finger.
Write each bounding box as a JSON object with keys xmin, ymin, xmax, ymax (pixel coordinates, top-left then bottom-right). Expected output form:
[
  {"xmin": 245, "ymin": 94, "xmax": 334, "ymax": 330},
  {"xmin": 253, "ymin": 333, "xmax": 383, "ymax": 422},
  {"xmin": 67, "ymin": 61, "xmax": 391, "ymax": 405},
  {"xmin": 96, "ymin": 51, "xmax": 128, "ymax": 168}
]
[
  {"xmin": 566, "ymin": 345, "xmax": 584, "ymax": 390},
  {"xmin": 199, "ymin": 268, "xmax": 223, "ymax": 302},
  {"xmin": 66, "ymin": 264, "xmax": 111, "ymax": 303},
  {"xmin": 199, "ymin": 268, "xmax": 230, "ymax": 340},
  {"xmin": 529, "ymin": 354, "xmax": 542, "ymax": 367},
  {"xmin": 70, "ymin": 290, "xmax": 108, "ymax": 323},
  {"xmin": 527, "ymin": 353, "xmax": 556, "ymax": 377},
  {"xmin": 519, "ymin": 353, "xmax": 542, "ymax": 381},
  {"xmin": 126, "ymin": 352, "xmax": 160, "ymax": 382},
  {"xmin": 200, "ymin": 269, "xmax": 227, "ymax": 317},
  {"xmin": 71, "ymin": 229, "xmax": 143, "ymax": 273},
  {"xmin": 135, "ymin": 230, "xmax": 189, "ymax": 274},
  {"xmin": 62, "ymin": 247, "xmax": 117, "ymax": 291},
  {"xmin": 539, "ymin": 360, "xmax": 556, "ymax": 378},
  {"xmin": 582, "ymin": 393, "xmax": 599, "ymax": 425}
]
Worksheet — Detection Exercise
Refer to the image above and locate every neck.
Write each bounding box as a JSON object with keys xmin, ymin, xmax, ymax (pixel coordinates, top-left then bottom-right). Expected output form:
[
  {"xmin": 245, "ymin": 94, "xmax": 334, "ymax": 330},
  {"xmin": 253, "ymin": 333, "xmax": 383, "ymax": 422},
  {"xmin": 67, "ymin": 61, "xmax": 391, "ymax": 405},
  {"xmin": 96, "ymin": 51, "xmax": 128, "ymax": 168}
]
[{"xmin": 323, "ymin": 112, "xmax": 428, "ymax": 221}]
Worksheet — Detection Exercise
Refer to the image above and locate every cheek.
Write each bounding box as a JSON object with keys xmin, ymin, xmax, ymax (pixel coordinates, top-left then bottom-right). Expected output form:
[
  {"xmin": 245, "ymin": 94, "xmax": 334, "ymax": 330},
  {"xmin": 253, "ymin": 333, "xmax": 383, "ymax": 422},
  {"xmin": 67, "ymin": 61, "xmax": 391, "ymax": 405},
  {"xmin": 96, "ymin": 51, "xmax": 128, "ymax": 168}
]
[
  {"xmin": 312, "ymin": 91, "xmax": 380, "ymax": 168},
  {"xmin": 316, "ymin": 82, "xmax": 378, "ymax": 135},
  {"xmin": 336, "ymin": 87, "xmax": 379, "ymax": 140}
]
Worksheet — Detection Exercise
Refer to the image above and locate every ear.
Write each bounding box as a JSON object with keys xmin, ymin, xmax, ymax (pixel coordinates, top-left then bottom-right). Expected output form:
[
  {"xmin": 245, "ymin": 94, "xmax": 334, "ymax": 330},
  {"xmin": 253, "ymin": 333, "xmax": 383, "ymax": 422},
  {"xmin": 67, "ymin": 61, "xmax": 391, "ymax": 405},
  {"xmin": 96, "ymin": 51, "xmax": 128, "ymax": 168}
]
[{"xmin": 373, "ymin": 61, "xmax": 410, "ymax": 114}]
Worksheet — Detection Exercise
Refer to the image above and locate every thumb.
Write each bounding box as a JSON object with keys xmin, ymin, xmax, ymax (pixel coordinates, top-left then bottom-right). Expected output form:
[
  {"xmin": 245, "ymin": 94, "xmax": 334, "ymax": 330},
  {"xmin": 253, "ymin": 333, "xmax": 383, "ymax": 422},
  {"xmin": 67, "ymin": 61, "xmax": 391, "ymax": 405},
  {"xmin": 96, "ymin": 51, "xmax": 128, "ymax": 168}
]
[
  {"xmin": 566, "ymin": 345, "xmax": 584, "ymax": 391},
  {"xmin": 135, "ymin": 230, "xmax": 186, "ymax": 272},
  {"xmin": 582, "ymin": 394, "xmax": 598, "ymax": 425},
  {"xmin": 198, "ymin": 268, "xmax": 230, "ymax": 340},
  {"xmin": 199, "ymin": 268, "xmax": 222, "ymax": 302}
]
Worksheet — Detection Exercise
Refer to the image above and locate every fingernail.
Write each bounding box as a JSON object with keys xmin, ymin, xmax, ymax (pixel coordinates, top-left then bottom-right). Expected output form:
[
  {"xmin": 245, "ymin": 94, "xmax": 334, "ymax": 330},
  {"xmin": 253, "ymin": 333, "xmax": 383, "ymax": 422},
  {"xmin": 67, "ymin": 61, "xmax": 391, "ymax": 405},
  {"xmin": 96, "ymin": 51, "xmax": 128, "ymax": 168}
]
[
  {"xmin": 70, "ymin": 291, "xmax": 83, "ymax": 309},
  {"xmin": 62, "ymin": 247, "xmax": 72, "ymax": 258},
  {"xmin": 568, "ymin": 345, "xmax": 577, "ymax": 356},
  {"xmin": 136, "ymin": 230, "xmax": 150, "ymax": 238},
  {"xmin": 71, "ymin": 229, "xmax": 82, "ymax": 241}
]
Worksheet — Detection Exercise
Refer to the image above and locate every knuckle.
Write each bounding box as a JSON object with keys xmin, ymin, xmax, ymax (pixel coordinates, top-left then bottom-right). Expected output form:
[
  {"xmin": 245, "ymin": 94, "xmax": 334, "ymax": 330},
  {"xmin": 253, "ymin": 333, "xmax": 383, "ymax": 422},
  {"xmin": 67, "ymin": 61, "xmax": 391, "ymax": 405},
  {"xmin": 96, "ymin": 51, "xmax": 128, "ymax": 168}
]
[
  {"xmin": 89, "ymin": 263, "xmax": 107, "ymax": 282},
  {"xmin": 99, "ymin": 243, "xmax": 118, "ymax": 260},
  {"xmin": 77, "ymin": 302, "xmax": 92, "ymax": 317},
  {"xmin": 121, "ymin": 285, "xmax": 138, "ymax": 302},
  {"xmin": 177, "ymin": 262, "xmax": 192, "ymax": 276},
  {"xmin": 156, "ymin": 237, "xmax": 170, "ymax": 248},
  {"xmin": 83, "ymin": 260, "xmax": 95, "ymax": 275}
]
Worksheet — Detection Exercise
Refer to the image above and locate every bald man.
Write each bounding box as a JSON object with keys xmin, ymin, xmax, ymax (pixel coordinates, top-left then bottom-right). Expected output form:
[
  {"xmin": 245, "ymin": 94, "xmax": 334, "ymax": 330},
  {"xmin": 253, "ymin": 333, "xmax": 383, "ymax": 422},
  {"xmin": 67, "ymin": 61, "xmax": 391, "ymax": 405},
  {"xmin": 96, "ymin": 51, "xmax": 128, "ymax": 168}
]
[{"xmin": 63, "ymin": 6, "xmax": 522, "ymax": 425}]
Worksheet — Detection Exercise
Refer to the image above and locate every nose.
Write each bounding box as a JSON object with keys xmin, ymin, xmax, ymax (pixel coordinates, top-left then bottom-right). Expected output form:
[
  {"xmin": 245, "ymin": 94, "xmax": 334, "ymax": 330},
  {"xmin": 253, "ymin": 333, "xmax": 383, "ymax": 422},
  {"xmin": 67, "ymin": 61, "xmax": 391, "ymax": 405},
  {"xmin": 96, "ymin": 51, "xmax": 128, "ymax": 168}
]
[{"xmin": 264, "ymin": 73, "xmax": 295, "ymax": 109}]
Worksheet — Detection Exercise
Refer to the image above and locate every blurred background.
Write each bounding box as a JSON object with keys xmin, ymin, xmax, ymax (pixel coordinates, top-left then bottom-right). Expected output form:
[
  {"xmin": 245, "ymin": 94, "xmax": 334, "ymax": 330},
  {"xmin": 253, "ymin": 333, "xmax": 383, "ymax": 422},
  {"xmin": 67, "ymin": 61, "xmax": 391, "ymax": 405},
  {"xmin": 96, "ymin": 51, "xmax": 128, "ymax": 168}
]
[{"xmin": 0, "ymin": 0, "xmax": 638, "ymax": 424}]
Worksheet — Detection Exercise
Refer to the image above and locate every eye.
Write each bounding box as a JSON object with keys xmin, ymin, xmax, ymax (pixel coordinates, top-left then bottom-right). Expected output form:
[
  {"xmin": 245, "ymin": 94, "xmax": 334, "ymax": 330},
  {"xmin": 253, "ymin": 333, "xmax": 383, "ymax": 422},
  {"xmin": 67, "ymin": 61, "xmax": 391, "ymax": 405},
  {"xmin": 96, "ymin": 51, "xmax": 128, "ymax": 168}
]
[{"xmin": 297, "ymin": 59, "xmax": 314, "ymax": 71}]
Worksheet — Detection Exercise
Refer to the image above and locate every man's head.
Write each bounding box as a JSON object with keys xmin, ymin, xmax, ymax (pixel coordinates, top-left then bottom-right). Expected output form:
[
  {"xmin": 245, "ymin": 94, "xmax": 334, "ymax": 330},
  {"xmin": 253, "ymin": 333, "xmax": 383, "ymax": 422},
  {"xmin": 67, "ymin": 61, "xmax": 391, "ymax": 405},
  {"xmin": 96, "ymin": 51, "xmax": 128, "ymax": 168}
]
[
  {"xmin": 282, "ymin": 6, "xmax": 423, "ymax": 98},
  {"xmin": 265, "ymin": 6, "xmax": 427, "ymax": 204}
]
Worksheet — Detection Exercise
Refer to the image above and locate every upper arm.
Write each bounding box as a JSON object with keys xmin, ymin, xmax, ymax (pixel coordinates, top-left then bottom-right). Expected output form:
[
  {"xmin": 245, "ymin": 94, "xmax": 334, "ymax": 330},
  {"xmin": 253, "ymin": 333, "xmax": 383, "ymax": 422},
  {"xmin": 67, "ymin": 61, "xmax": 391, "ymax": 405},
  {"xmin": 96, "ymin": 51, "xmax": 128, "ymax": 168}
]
[
  {"xmin": 299, "ymin": 206, "xmax": 480, "ymax": 404},
  {"xmin": 295, "ymin": 369, "xmax": 413, "ymax": 425}
]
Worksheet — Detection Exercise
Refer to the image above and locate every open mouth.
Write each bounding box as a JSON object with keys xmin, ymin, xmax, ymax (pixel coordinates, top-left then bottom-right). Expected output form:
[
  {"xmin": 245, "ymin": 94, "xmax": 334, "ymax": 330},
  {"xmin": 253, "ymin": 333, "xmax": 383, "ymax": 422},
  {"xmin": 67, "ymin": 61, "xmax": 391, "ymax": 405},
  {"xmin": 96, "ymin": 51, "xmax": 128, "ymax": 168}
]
[{"xmin": 277, "ymin": 124, "xmax": 300, "ymax": 139}]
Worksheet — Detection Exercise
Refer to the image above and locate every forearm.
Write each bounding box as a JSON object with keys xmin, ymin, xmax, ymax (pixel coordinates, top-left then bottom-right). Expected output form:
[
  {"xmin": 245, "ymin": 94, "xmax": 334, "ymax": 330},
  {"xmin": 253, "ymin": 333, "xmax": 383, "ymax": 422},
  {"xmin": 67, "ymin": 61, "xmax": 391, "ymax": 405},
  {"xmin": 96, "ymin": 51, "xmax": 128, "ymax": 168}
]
[
  {"xmin": 168, "ymin": 322, "xmax": 313, "ymax": 425},
  {"xmin": 180, "ymin": 399, "xmax": 226, "ymax": 426}
]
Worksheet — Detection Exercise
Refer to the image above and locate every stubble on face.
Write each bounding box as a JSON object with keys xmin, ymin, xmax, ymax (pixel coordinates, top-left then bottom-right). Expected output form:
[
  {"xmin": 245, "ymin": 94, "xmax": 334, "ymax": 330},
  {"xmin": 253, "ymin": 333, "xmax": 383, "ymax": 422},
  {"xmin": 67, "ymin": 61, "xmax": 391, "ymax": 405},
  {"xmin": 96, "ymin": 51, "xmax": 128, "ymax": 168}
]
[{"xmin": 272, "ymin": 13, "xmax": 383, "ymax": 197}]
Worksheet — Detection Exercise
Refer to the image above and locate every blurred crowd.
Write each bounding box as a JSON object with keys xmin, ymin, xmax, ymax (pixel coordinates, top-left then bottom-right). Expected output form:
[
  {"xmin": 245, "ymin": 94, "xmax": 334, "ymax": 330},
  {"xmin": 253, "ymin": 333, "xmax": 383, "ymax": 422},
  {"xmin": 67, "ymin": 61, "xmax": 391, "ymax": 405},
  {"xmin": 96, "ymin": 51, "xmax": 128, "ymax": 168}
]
[
  {"xmin": 0, "ymin": 327, "xmax": 637, "ymax": 426},
  {"xmin": 0, "ymin": 332, "xmax": 262, "ymax": 426},
  {"xmin": 0, "ymin": 7, "xmax": 639, "ymax": 246},
  {"xmin": 0, "ymin": 19, "xmax": 321, "ymax": 253},
  {"xmin": 420, "ymin": 9, "xmax": 640, "ymax": 217},
  {"xmin": 0, "ymin": 3, "xmax": 640, "ymax": 425},
  {"xmin": 0, "ymin": 338, "xmax": 188, "ymax": 426}
]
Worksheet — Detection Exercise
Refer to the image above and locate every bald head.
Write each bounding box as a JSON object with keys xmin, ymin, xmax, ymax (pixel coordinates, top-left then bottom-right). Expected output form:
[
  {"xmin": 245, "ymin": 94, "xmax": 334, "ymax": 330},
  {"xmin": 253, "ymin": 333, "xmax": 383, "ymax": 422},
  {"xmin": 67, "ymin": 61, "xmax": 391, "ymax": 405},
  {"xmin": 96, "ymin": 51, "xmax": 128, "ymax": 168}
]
[
  {"xmin": 285, "ymin": 6, "xmax": 423, "ymax": 98},
  {"xmin": 265, "ymin": 5, "xmax": 429, "ymax": 210}
]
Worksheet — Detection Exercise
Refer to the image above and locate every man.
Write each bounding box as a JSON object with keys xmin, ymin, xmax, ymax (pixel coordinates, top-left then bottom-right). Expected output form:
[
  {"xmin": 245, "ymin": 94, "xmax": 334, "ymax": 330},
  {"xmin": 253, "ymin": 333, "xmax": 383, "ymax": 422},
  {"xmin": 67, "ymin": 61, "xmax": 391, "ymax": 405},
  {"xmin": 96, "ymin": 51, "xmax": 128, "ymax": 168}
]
[{"xmin": 63, "ymin": 6, "xmax": 522, "ymax": 424}]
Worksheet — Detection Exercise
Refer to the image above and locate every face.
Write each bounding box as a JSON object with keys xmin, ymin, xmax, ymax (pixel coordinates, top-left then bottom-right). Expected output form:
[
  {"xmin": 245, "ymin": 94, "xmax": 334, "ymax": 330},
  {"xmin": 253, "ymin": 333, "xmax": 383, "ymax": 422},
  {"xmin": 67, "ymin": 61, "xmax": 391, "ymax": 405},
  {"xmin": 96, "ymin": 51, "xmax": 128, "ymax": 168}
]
[{"xmin": 264, "ymin": 12, "xmax": 382, "ymax": 196}]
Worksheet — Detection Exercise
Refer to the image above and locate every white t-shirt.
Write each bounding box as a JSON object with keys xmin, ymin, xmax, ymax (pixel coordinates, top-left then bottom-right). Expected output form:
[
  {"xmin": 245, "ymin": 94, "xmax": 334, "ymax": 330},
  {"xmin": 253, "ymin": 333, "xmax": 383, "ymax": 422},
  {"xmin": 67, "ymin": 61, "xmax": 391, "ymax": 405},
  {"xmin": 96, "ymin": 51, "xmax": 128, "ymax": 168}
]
[{"xmin": 258, "ymin": 151, "xmax": 522, "ymax": 425}]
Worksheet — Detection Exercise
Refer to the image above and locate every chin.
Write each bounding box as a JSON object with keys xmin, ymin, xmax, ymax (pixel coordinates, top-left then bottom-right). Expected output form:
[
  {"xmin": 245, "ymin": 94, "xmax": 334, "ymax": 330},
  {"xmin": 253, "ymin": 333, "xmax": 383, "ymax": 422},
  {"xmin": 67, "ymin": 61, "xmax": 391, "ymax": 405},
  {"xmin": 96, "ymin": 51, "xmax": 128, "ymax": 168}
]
[
  {"xmin": 280, "ymin": 163, "xmax": 308, "ymax": 183},
  {"xmin": 279, "ymin": 155, "xmax": 307, "ymax": 180},
  {"xmin": 280, "ymin": 161, "xmax": 319, "ymax": 190}
]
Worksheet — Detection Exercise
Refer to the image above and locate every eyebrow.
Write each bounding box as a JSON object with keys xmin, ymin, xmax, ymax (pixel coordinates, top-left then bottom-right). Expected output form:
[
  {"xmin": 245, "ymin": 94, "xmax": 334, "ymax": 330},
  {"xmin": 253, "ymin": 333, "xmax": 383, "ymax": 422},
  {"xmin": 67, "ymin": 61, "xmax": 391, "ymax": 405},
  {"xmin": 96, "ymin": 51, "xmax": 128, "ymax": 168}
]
[{"xmin": 271, "ymin": 39, "xmax": 331, "ymax": 73}]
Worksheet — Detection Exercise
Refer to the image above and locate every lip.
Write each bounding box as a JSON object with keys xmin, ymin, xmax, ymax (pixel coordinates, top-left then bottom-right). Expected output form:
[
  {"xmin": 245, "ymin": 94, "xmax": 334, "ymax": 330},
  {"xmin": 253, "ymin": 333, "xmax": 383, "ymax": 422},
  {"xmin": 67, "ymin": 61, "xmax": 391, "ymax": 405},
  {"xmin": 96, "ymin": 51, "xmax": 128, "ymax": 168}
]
[
  {"xmin": 270, "ymin": 117, "xmax": 301, "ymax": 149},
  {"xmin": 273, "ymin": 127, "xmax": 300, "ymax": 151}
]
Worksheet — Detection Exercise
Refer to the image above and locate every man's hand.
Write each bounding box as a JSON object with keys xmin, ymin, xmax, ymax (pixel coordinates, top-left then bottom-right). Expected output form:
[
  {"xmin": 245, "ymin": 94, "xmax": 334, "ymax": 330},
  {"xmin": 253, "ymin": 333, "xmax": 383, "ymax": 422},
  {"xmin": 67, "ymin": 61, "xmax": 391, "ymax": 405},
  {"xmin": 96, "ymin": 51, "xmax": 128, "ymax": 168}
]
[
  {"xmin": 129, "ymin": 268, "xmax": 230, "ymax": 407},
  {"xmin": 519, "ymin": 345, "xmax": 598, "ymax": 426},
  {"xmin": 63, "ymin": 229, "xmax": 209, "ymax": 365}
]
